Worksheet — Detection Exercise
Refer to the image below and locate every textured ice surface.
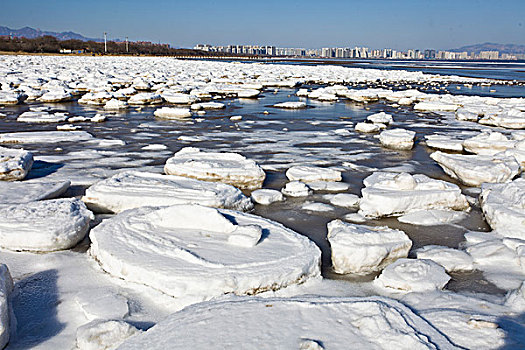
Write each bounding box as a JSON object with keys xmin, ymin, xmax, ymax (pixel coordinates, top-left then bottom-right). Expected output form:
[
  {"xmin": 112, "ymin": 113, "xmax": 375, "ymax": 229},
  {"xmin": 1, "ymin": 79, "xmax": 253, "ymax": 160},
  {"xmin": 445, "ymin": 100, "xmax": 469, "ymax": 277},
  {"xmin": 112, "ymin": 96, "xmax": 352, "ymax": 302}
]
[
  {"xmin": 379, "ymin": 128, "xmax": 416, "ymax": 150},
  {"xmin": 76, "ymin": 320, "xmax": 141, "ymax": 350},
  {"xmin": 250, "ymin": 189, "xmax": 284, "ymax": 205},
  {"xmin": 0, "ymin": 146, "xmax": 33, "ymax": 181},
  {"xmin": 285, "ymin": 165, "xmax": 342, "ymax": 182},
  {"xmin": 328, "ymin": 220, "xmax": 411, "ymax": 275},
  {"xmin": 82, "ymin": 171, "xmax": 253, "ymax": 213},
  {"xmin": 415, "ymin": 245, "xmax": 474, "ymax": 272},
  {"xmin": 281, "ymin": 181, "xmax": 312, "ymax": 197},
  {"xmin": 0, "ymin": 180, "xmax": 70, "ymax": 204},
  {"xmin": 90, "ymin": 204, "xmax": 321, "ymax": 301},
  {"xmin": 397, "ymin": 209, "xmax": 468, "ymax": 226},
  {"xmin": 0, "ymin": 131, "xmax": 94, "ymax": 144}
]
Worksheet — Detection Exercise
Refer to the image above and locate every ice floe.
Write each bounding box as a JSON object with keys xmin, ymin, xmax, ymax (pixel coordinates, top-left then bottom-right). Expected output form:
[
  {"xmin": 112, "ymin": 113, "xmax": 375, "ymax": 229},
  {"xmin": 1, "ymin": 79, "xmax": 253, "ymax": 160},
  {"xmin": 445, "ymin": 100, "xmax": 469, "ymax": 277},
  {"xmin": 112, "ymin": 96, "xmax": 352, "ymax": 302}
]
[
  {"xmin": 359, "ymin": 172, "xmax": 469, "ymax": 218},
  {"xmin": 0, "ymin": 180, "xmax": 70, "ymax": 204},
  {"xmin": 90, "ymin": 204, "xmax": 321, "ymax": 301},
  {"xmin": 281, "ymin": 181, "xmax": 312, "ymax": 197},
  {"xmin": 82, "ymin": 171, "xmax": 253, "ymax": 213},
  {"xmin": 327, "ymin": 220, "xmax": 411, "ymax": 274},
  {"xmin": 273, "ymin": 101, "xmax": 307, "ymax": 109},
  {"xmin": 379, "ymin": 128, "xmax": 416, "ymax": 150},
  {"xmin": 153, "ymin": 107, "xmax": 192, "ymax": 119},
  {"xmin": 0, "ymin": 198, "xmax": 92, "ymax": 251},
  {"xmin": 325, "ymin": 193, "xmax": 359, "ymax": 208},
  {"xmin": 250, "ymin": 188, "xmax": 284, "ymax": 205},
  {"xmin": 397, "ymin": 209, "xmax": 468, "ymax": 226},
  {"xmin": 76, "ymin": 320, "xmax": 141, "ymax": 350},
  {"xmin": 367, "ymin": 111, "xmax": 393, "ymax": 124},
  {"xmin": 164, "ymin": 147, "xmax": 265, "ymax": 189},
  {"xmin": 0, "ymin": 131, "xmax": 94, "ymax": 144},
  {"xmin": 415, "ymin": 246, "xmax": 474, "ymax": 272},
  {"xmin": 0, "ymin": 146, "xmax": 33, "ymax": 181},
  {"xmin": 285, "ymin": 165, "xmax": 342, "ymax": 182}
]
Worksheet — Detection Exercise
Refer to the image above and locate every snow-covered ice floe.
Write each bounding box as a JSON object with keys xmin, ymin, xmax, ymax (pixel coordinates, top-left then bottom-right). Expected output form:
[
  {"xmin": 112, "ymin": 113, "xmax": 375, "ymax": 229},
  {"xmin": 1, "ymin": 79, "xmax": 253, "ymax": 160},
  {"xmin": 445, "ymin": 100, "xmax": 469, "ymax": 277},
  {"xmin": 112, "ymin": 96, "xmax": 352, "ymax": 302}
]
[
  {"xmin": 430, "ymin": 151, "xmax": 520, "ymax": 187},
  {"xmin": 90, "ymin": 204, "xmax": 321, "ymax": 301},
  {"xmin": 374, "ymin": 258, "xmax": 451, "ymax": 293},
  {"xmin": 359, "ymin": 172, "xmax": 469, "ymax": 218},
  {"xmin": 355, "ymin": 122, "xmax": 382, "ymax": 133},
  {"xmin": 153, "ymin": 107, "xmax": 192, "ymax": 119},
  {"xmin": 0, "ymin": 146, "xmax": 33, "ymax": 181},
  {"xmin": 118, "ymin": 296, "xmax": 459, "ymax": 350},
  {"xmin": 480, "ymin": 178, "xmax": 525, "ymax": 239},
  {"xmin": 367, "ymin": 111, "xmax": 393, "ymax": 124},
  {"xmin": 327, "ymin": 220, "xmax": 411, "ymax": 275},
  {"xmin": 462, "ymin": 132, "xmax": 518, "ymax": 155},
  {"xmin": 0, "ymin": 131, "xmax": 94, "ymax": 144},
  {"xmin": 0, "ymin": 180, "xmax": 70, "ymax": 204},
  {"xmin": 397, "ymin": 209, "xmax": 468, "ymax": 226},
  {"xmin": 0, "ymin": 198, "xmax": 93, "ymax": 252},
  {"xmin": 281, "ymin": 181, "xmax": 312, "ymax": 197},
  {"xmin": 415, "ymin": 245, "xmax": 474, "ymax": 272},
  {"xmin": 76, "ymin": 320, "xmax": 141, "ymax": 350},
  {"xmin": 250, "ymin": 188, "xmax": 284, "ymax": 205},
  {"xmin": 285, "ymin": 165, "xmax": 342, "ymax": 182},
  {"xmin": 379, "ymin": 128, "xmax": 416, "ymax": 150},
  {"xmin": 82, "ymin": 171, "xmax": 253, "ymax": 213},
  {"xmin": 273, "ymin": 101, "xmax": 307, "ymax": 109},
  {"xmin": 0, "ymin": 264, "xmax": 13, "ymax": 349},
  {"xmin": 424, "ymin": 134, "xmax": 464, "ymax": 152},
  {"xmin": 164, "ymin": 147, "xmax": 265, "ymax": 190}
]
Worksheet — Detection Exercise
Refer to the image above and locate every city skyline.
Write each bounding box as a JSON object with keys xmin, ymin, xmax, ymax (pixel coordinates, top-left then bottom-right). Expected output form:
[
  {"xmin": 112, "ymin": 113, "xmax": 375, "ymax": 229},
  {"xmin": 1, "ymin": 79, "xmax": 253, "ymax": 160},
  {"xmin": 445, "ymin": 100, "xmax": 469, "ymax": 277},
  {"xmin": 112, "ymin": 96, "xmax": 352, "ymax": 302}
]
[{"xmin": 1, "ymin": 0, "xmax": 524, "ymax": 50}]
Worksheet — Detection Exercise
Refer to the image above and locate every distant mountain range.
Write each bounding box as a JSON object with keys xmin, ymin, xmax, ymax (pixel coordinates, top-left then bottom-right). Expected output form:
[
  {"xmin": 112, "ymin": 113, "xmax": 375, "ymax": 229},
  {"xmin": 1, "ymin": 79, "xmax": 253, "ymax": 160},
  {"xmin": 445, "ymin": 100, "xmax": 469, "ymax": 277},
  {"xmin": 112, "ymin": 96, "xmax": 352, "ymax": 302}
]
[
  {"xmin": 449, "ymin": 42, "xmax": 525, "ymax": 54},
  {"xmin": 0, "ymin": 26, "xmax": 104, "ymax": 42}
]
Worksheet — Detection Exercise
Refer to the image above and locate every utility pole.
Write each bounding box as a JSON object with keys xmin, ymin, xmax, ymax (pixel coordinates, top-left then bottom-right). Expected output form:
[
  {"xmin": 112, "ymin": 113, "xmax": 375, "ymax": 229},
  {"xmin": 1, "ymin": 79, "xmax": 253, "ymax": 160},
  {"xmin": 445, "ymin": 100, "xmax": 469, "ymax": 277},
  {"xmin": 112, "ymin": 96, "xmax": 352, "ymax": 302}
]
[
  {"xmin": 126, "ymin": 37, "xmax": 128, "ymax": 53},
  {"xmin": 104, "ymin": 32, "xmax": 107, "ymax": 53}
]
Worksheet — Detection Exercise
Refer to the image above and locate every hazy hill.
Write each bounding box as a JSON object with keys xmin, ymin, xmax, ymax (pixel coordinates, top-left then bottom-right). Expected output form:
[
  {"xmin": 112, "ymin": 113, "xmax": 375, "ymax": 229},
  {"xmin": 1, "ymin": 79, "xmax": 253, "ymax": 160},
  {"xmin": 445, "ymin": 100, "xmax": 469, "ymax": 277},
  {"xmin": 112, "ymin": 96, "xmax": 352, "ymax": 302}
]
[
  {"xmin": 0, "ymin": 26, "xmax": 103, "ymax": 42},
  {"xmin": 449, "ymin": 42, "xmax": 525, "ymax": 54}
]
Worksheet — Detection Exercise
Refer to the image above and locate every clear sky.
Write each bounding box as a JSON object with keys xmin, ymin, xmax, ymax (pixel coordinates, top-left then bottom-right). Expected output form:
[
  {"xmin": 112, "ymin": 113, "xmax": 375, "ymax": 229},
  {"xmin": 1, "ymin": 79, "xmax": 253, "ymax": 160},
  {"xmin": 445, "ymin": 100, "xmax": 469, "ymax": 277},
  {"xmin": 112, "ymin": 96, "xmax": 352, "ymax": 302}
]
[{"xmin": 1, "ymin": 0, "xmax": 524, "ymax": 50}]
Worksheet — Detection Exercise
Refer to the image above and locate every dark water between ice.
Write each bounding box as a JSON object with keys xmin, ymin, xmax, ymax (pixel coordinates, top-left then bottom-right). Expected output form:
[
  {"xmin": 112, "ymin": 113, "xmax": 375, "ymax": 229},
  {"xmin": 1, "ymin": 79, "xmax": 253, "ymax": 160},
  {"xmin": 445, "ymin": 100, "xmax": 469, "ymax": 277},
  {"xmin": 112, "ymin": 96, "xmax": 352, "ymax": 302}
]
[{"xmin": 0, "ymin": 82, "xmax": 518, "ymax": 295}]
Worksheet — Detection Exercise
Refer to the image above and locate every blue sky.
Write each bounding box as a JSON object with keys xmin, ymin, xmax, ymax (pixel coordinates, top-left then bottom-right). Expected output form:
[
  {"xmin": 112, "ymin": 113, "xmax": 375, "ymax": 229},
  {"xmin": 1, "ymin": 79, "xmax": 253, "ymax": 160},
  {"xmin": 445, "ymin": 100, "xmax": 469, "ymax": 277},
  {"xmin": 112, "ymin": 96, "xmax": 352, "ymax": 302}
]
[{"xmin": 1, "ymin": 0, "xmax": 524, "ymax": 50}]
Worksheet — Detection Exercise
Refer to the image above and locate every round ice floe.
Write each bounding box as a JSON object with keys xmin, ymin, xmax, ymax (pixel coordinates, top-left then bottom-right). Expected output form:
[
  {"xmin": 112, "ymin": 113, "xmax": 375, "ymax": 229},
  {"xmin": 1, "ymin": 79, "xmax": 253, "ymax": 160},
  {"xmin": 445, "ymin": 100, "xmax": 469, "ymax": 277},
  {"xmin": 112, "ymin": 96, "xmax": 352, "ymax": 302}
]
[
  {"xmin": 128, "ymin": 92, "xmax": 163, "ymax": 105},
  {"xmin": 82, "ymin": 171, "xmax": 253, "ymax": 213},
  {"xmin": 0, "ymin": 146, "xmax": 33, "ymax": 181},
  {"xmin": 480, "ymin": 178, "xmax": 525, "ymax": 239},
  {"xmin": 250, "ymin": 189, "xmax": 284, "ymax": 205},
  {"xmin": 161, "ymin": 91, "xmax": 197, "ymax": 104},
  {"xmin": 38, "ymin": 89, "xmax": 73, "ymax": 103},
  {"xmin": 286, "ymin": 165, "xmax": 342, "ymax": 182},
  {"xmin": 0, "ymin": 265, "xmax": 13, "ymax": 349},
  {"xmin": 0, "ymin": 131, "xmax": 94, "ymax": 144},
  {"xmin": 281, "ymin": 181, "xmax": 312, "ymax": 197},
  {"xmin": 359, "ymin": 172, "xmax": 469, "ymax": 218},
  {"xmin": 118, "ymin": 296, "xmax": 457, "ymax": 350},
  {"xmin": 325, "ymin": 193, "xmax": 359, "ymax": 208},
  {"xmin": 367, "ymin": 112, "xmax": 393, "ymax": 124},
  {"xmin": 104, "ymin": 98, "xmax": 128, "ymax": 110},
  {"xmin": 355, "ymin": 122, "xmax": 381, "ymax": 133},
  {"xmin": 0, "ymin": 180, "xmax": 70, "ymax": 204},
  {"xmin": 379, "ymin": 129, "xmax": 416, "ymax": 150},
  {"xmin": 153, "ymin": 107, "xmax": 192, "ymax": 119},
  {"xmin": 397, "ymin": 209, "xmax": 468, "ymax": 226},
  {"xmin": 462, "ymin": 132, "xmax": 517, "ymax": 156},
  {"xmin": 415, "ymin": 246, "xmax": 474, "ymax": 272},
  {"xmin": 0, "ymin": 198, "xmax": 92, "ymax": 252},
  {"xmin": 307, "ymin": 181, "xmax": 350, "ymax": 192},
  {"xmin": 75, "ymin": 290, "xmax": 129, "ymax": 320},
  {"xmin": 273, "ymin": 101, "xmax": 307, "ymax": 109},
  {"xmin": 76, "ymin": 320, "xmax": 141, "ymax": 350},
  {"xmin": 90, "ymin": 204, "xmax": 321, "ymax": 299},
  {"xmin": 328, "ymin": 220, "xmax": 411, "ymax": 275},
  {"xmin": 17, "ymin": 111, "xmax": 68, "ymax": 123},
  {"xmin": 375, "ymin": 258, "xmax": 451, "ymax": 293},
  {"xmin": 0, "ymin": 91, "xmax": 22, "ymax": 105},
  {"xmin": 302, "ymin": 202, "xmax": 334, "ymax": 212},
  {"xmin": 430, "ymin": 151, "xmax": 520, "ymax": 187},
  {"xmin": 164, "ymin": 147, "xmax": 265, "ymax": 190}
]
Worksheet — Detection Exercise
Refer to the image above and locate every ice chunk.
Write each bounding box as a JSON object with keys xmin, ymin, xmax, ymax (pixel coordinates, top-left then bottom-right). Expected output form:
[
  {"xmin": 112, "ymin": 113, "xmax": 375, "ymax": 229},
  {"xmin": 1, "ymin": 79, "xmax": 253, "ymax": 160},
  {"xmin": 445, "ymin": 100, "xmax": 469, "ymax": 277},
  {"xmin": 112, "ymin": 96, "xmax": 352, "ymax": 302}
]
[
  {"xmin": 0, "ymin": 180, "xmax": 70, "ymax": 204},
  {"xmin": 327, "ymin": 220, "xmax": 411, "ymax": 274},
  {"xmin": 273, "ymin": 101, "xmax": 307, "ymax": 109},
  {"xmin": 75, "ymin": 290, "xmax": 129, "ymax": 320},
  {"xmin": 302, "ymin": 202, "xmax": 334, "ymax": 212},
  {"xmin": 359, "ymin": 172, "xmax": 469, "ymax": 218},
  {"xmin": 425, "ymin": 135, "xmax": 464, "ymax": 152},
  {"xmin": 104, "ymin": 98, "xmax": 128, "ymax": 110},
  {"xmin": 17, "ymin": 111, "xmax": 68, "ymax": 123},
  {"xmin": 164, "ymin": 147, "xmax": 265, "ymax": 190},
  {"xmin": 415, "ymin": 246, "xmax": 474, "ymax": 272},
  {"xmin": 286, "ymin": 165, "xmax": 342, "ymax": 182},
  {"xmin": 128, "ymin": 92, "xmax": 163, "ymax": 105},
  {"xmin": 0, "ymin": 264, "xmax": 13, "ymax": 349},
  {"xmin": 153, "ymin": 107, "xmax": 192, "ymax": 119},
  {"xmin": 118, "ymin": 296, "xmax": 457, "ymax": 350},
  {"xmin": 367, "ymin": 112, "xmax": 393, "ymax": 124},
  {"xmin": 0, "ymin": 146, "xmax": 33, "ymax": 181},
  {"xmin": 414, "ymin": 102, "xmax": 459, "ymax": 112},
  {"xmin": 89, "ymin": 204, "xmax": 321, "ymax": 299},
  {"xmin": 0, "ymin": 198, "xmax": 93, "ymax": 251},
  {"xmin": 76, "ymin": 320, "xmax": 141, "ymax": 350},
  {"xmin": 161, "ymin": 91, "xmax": 197, "ymax": 104},
  {"xmin": 480, "ymin": 179, "xmax": 525, "ymax": 239},
  {"xmin": 0, "ymin": 91, "xmax": 22, "ymax": 105},
  {"xmin": 0, "ymin": 131, "xmax": 94, "ymax": 144},
  {"xmin": 379, "ymin": 129, "xmax": 416, "ymax": 150},
  {"xmin": 355, "ymin": 122, "xmax": 381, "ymax": 133},
  {"xmin": 82, "ymin": 171, "xmax": 253, "ymax": 213},
  {"xmin": 430, "ymin": 151, "xmax": 520, "ymax": 186},
  {"xmin": 251, "ymin": 189, "xmax": 284, "ymax": 205},
  {"xmin": 191, "ymin": 102, "xmax": 225, "ymax": 110},
  {"xmin": 281, "ymin": 181, "xmax": 312, "ymax": 197},
  {"xmin": 38, "ymin": 89, "xmax": 73, "ymax": 103},
  {"xmin": 307, "ymin": 181, "xmax": 350, "ymax": 192},
  {"xmin": 325, "ymin": 193, "xmax": 359, "ymax": 208},
  {"xmin": 462, "ymin": 132, "xmax": 517, "ymax": 155},
  {"xmin": 397, "ymin": 209, "xmax": 468, "ymax": 226},
  {"xmin": 375, "ymin": 258, "xmax": 450, "ymax": 293}
]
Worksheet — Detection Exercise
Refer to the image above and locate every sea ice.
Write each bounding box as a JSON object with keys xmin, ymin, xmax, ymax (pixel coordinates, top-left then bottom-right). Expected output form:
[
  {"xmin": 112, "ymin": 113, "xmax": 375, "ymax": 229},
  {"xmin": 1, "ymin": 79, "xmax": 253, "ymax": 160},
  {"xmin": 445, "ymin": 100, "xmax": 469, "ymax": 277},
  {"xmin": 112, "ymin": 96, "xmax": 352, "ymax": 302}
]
[
  {"xmin": 327, "ymin": 220, "xmax": 411, "ymax": 274},
  {"xmin": 90, "ymin": 204, "xmax": 321, "ymax": 300},
  {"xmin": 325, "ymin": 193, "xmax": 359, "ymax": 208},
  {"xmin": 397, "ymin": 209, "xmax": 468, "ymax": 226},
  {"xmin": 367, "ymin": 112, "xmax": 393, "ymax": 124},
  {"xmin": 17, "ymin": 111, "xmax": 68, "ymax": 123},
  {"xmin": 285, "ymin": 165, "xmax": 342, "ymax": 182},
  {"xmin": 0, "ymin": 131, "xmax": 94, "ymax": 144},
  {"xmin": 0, "ymin": 146, "xmax": 33, "ymax": 181},
  {"xmin": 424, "ymin": 134, "xmax": 464, "ymax": 152},
  {"xmin": 250, "ymin": 188, "xmax": 284, "ymax": 205},
  {"xmin": 462, "ymin": 132, "xmax": 517, "ymax": 155},
  {"xmin": 355, "ymin": 122, "xmax": 381, "ymax": 133},
  {"xmin": 307, "ymin": 181, "xmax": 350, "ymax": 192},
  {"xmin": 379, "ymin": 129, "xmax": 416, "ymax": 150},
  {"xmin": 415, "ymin": 245, "xmax": 474, "ymax": 272},
  {"xmin": 359, "ymin": 172, "xmax": 469, "ymax": 218},
  {"xmin": 0, "ymin": 198, "xmax": 93, "ymax": 251},
  {"xmin": 273, "ymin": 101, "xmax": 307, "ymax": 109},
  {"xmin": 0, "ymin": 180, "xmax": 70, "ymax": 204},
  {"xmin": 104, "ymin": 98, "xmax": 128, "ymax": 110},
  {"xmin": 118, "ymin": 296, "xmax": 458, "ymax": 350},
  {"xmin": 414, "ymin": 102, "xmax": 459, "ymax": 112},
  {"xmin": 128, "ymin": 93, "xmax": 163, "ymax": 105},
  {"xmin": 281, "ymin": 181, "xmax": 312, "ymax": 197},
  {"xmin": 153, "ymin": 107, "xmax": 192, "ymax": 119},
  {"xmin": 164, "ymin": 147, "xmax": 265, "ymax": 190},
  {"xmin": 82, "ymin": 171, "xmax": 253, "ymax": 213},
  {"xmin": 430, "ymin": 151, "xmax": 520, "ymax": 186},
  {"xmin": 374, "ymin": 258, "xmax": 451, "ymax": 293},
  {"xmin": 76, "ymin": 320, "xmax": 141, "ymax": 350}
]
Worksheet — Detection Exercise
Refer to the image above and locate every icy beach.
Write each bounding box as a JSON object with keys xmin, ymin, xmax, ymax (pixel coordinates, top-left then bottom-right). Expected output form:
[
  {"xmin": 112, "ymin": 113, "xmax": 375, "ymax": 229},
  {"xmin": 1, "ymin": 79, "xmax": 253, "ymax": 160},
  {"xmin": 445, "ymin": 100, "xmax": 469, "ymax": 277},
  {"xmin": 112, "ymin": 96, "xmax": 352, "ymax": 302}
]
[{"xmin": 0, "ymin": 55, "xmax": 524, "ymax": 349}]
